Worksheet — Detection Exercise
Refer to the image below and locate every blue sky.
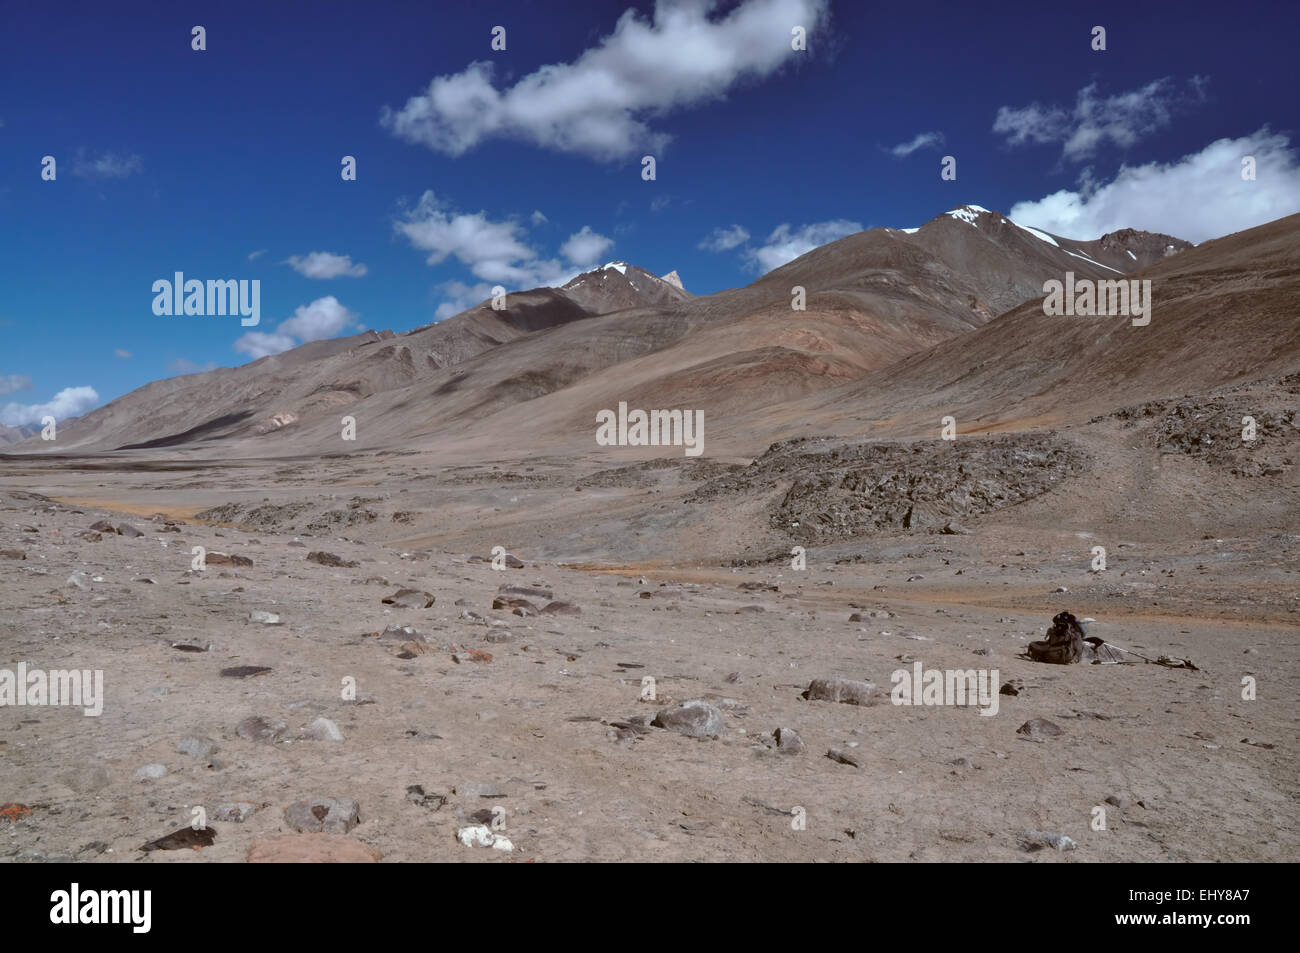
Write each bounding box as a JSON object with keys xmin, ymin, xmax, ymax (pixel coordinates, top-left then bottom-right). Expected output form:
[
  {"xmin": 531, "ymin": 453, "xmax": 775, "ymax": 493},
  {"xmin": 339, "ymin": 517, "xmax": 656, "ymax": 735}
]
[{"xmin": 2, "ymin": 0, "xmax": 1298, "ymax": 424}]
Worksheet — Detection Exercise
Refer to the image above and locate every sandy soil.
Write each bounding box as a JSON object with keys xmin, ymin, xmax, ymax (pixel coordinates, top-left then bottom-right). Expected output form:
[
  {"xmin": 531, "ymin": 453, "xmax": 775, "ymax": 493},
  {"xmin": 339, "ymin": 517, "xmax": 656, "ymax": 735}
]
[{"xmin": 2, "ymin": 428, "xmax": 1296, "ymax": 862}]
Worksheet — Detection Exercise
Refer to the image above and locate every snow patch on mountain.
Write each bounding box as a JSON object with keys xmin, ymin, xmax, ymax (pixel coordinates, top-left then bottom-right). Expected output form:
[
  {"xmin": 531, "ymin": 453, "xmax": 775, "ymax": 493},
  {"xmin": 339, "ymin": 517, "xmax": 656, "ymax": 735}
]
[
  {"xmin": 1064, "ymin": 249, "xmax": 1123, "ymax": 274},
  {"xmin": 1008, "ymin": 219, "xmax": 1060, "ymax": 247}
]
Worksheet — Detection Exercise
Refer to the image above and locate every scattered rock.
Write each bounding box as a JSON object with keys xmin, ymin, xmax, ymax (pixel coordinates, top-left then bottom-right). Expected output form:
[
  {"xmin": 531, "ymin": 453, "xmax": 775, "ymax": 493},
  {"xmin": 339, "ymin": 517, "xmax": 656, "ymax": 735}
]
[
  {"xmin": 177, "ymin": 736, "xmax": 217, "ymax": 759},
  {"xmin": 735, "ymin": 605, "xmax": 765, "ymax": 614},
  {"xmin": 207, "ymin": 553, "xmax": 254, "ymax": 567},
  {"xmin": 88, "ymin": 520, "xmax": 115, "ymax": 533},
  {"xmin": 284, "ymin": 796, "xmax": 361, "ymax": 834},
  {"xmin": 457, "ymin": 825, "xmax": 514, "ymax": 851},
  {"xmin": 135, "ymin": 763, "xmax": 167, "ymax": 781},
  {"xmin": 803, "ymin": 677, "xmax": 876, "ymax": 706},
  {"xmin": 493, "ymin": 596, "xmax": 538, "ymax": 612},
  {"xmin": 651, "ymin": 700, "xmax": 725, "ymax": 739},
  {"xmin": 1016, "ymin": 718, "xmax": 1063, "ymax": 741},
  {"xmin": 221, "ymin": 665, "xmax": 272, "ymax": 679},
  {"xmin": 406, "ymin": 785, "xmax": 447, "ymax": 810},
  {"xmin": 498, "ymin": 584, "xmax": 553, "ymax": 600},
  {"xmin": 307, "ymin": 551, "xmax": 360, "ymax": 568},
  {"xmin": 826, "ymin": 747, "xmax": 864, "ymax": 768},
  {"xmin": 116, "ymin": 522, "xmax": 144, "ymax": 538},
  {"xmin": 0, "ymin": 803, "xmax": 33, "ymax": 823},
  {"xmin": 141, "ymin": 827, "xmax": 216, "ymax": 851},
  {"xmin": 379, "ymin": 624, "xmax": 427, "ymax": 642},
  {"xmin": 540, "ymin": 600, "xmax": 582, "ymax": 616},
  {"xmin": 0, "ymin": 549, "xmax": 26, "ymax": 560},
  {"xmin": 1021, "ymin": 830, "xmax": 1077, "ymax": 852},
  {"xmin": 171, "ymin": 642, "xmax": 210, "ymax": 653},
  {"xmin": 942, "ymin": 520, "xmax": 972, "ymax": 535},
  {"xmin": 301, "ymin": 717, "xmax": 344, "ymax": 742},
  {"xmin": 382, "ymin": 588, "xmax": 435, "ymax": 609},
  {"xmin": 236, "ymin": 715, "xmax": 288, "ymax": 744},
  {"xmin": 66, "ymin": 572, "xmax": 90, "ymax": 590},
  {"xmin": 248, "ymin": 610, "xmax": 281, "ymax": 624},
  {"xmin": 1000, "ymin": 679, "xmax": 1023, "ymax": 696},
  {"xmin": 212, "ymin": 801, "xmax": 258, "ymax": 822},
  {"xmin": 774, "ymin": 726, "xmax": 805, "ymax": 754}
]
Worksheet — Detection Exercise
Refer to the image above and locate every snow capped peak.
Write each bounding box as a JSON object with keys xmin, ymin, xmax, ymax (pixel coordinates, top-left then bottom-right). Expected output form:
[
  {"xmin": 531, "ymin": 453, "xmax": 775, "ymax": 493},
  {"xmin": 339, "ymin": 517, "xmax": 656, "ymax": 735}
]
[
  {"xmin": 660, "ymin": 269, "xmax": 684, "ymax": 290},
  {"xmin": 600, "ymin": 261, "xmax": 628, "ymax": 275},
  {"xmin": 946, "ymin": 205, "xmax": 991, "ymax": 226}
]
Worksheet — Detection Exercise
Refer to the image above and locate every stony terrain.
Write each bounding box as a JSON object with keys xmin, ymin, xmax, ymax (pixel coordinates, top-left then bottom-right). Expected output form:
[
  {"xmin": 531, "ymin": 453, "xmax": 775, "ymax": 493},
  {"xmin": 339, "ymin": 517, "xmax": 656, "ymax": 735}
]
[
  {"xmin": 3, "ymin": 211, "xmax": 1297, "ymax": 863},
  {"xmin": 1, "ymin": 411, "xmax": 1296, "ymax": 862}
]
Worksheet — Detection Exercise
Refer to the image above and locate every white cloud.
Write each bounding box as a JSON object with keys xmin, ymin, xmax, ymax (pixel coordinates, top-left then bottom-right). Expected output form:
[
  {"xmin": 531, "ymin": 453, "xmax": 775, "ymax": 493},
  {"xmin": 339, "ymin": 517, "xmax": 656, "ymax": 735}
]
[
  {"xmin": 1008, "ymin": 129, "xmax": 1300, "ymax": 244},
  {"xmin": 698, "ymin": 224, "xmax": 751, "ymax": 252},
  {"xmin": 285, "ymin": 251, "xmax": 368, "ymax": 279},
  {"xmin": 434, "ymin": 281, "xmax": 496, "ymax": 321},
  {"xmin": 888, "ymin": 131, "xmax": 944, "ymax": 157},
  {"xmin": 381, "ymin": 0, "xmax": 831, "ymax": 161},
  {"xmin": 233, "ymin": 296, "xmax": 360, "ymax": 360},
  {"xmin": 248, "ymin": 249, "xmax": 267, "ymax": 261},
  {"xmin": 70, "ymin": 150, "xmax": 143, "ymax": 179},
  {"xmin": 745, "ymin": 219, "xmax": 862, "ymax": 272},
  {"xmin": 1, "ymin": 386, "xmax": 99, "ymax": 426},
  {"xmin": 531, "ymin": 210, "xmax": 548, "ymax": 226},
  {"xmin": 395, "ymin": 192, "xmax": 591, "ymax": 307},
  {"xmin": 0, "ymin": 374, "xmax": 32, "ymax": 395},
  {"xmin": 230, "ymin": 333, "xmax": 297, "ymax": 361},
  {"xmin": 994, "ymin": 78, "xmax": 1203, "ymax": 161},
  {"xmin": 113, "ymin": 348, "xmax": 132, "ymax": 359},
  {"xmin": 278, "ymin": 296, "xmax": 360, "ymax": 341},
  {"xmin": 559, "ymin": 226, "xmax": 615, "ymax": 269},
  {"xmin": 397, "ymin": 191, "xmax": 549, "ymax": 285}
]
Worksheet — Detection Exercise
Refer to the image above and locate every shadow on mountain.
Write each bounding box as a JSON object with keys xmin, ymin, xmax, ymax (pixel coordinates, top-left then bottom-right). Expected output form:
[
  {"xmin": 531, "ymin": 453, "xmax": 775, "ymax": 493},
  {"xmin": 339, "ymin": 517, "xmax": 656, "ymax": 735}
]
[{"xmin": 114, "ymin": 410, "xmax": 256, "ymax": 450}]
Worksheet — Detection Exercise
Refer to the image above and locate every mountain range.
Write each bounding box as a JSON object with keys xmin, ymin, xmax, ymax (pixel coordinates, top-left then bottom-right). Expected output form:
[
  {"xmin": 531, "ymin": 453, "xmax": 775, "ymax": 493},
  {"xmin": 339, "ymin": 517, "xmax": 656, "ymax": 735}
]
[{"xmin": 14, "ymin": 204, "xmax": 1299, "ymax": 462}]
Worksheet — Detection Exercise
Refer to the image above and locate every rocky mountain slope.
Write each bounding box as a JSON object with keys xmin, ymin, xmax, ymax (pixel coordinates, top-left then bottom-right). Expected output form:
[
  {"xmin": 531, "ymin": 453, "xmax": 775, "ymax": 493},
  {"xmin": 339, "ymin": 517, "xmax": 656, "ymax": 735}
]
[{"xmin": 9, "ymin": 205, "xmax": 1200, "ymax": 458}]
